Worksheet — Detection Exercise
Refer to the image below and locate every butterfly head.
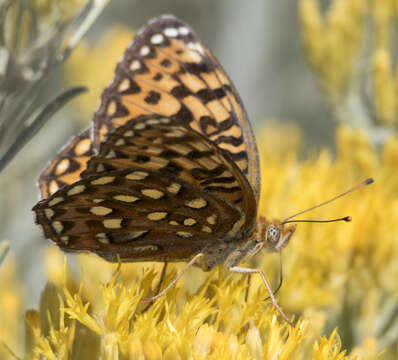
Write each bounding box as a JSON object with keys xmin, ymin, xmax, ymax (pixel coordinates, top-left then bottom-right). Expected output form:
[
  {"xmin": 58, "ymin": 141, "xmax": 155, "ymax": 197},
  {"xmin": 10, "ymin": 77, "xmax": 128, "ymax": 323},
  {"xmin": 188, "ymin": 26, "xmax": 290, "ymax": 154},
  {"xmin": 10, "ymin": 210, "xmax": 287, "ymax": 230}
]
[{"xmin": 257, "ymin": 216, "xmax": 296, "ymax": 252}]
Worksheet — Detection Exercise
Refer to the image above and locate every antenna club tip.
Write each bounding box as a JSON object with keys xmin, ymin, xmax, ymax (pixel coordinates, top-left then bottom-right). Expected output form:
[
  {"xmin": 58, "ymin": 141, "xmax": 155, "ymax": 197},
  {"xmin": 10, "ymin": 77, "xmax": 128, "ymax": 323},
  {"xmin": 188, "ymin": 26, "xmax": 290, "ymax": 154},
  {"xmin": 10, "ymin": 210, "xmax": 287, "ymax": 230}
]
[
  {"xmin": 364, "ymin": 178, "xmax": 374, "ymax": 185},
  {"xmin": 344, "ymin": 216, "xmax": 352, "ymax": 222}
]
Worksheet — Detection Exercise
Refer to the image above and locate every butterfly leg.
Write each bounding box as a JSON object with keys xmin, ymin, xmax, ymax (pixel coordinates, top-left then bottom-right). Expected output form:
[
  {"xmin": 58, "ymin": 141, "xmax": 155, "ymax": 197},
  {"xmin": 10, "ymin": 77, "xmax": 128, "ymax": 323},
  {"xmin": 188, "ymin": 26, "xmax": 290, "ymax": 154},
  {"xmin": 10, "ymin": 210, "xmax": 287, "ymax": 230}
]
[
  {"xmin": 229, "ymin": 266, "xmax": 295, "ymax": 327},
  {"xmin": 141, "ymin": 253, "xmax": 205, "ymax": 303},
  {"xmin": 140, "ymin": 262, "xmax": 169, "ymax": 313}
]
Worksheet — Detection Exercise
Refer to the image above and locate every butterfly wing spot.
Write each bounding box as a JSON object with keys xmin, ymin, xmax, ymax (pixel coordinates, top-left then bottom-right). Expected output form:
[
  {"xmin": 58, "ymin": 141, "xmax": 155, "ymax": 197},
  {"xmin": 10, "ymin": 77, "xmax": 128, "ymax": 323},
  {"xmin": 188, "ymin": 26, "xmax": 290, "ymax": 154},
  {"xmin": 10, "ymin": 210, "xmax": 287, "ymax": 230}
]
[
  {"xmin": 151, "ymin": 33, "xmax": 164, "ymax": 44},
  {"xmin": 90, "ymin": 206, "xmax": 113, "ymax": 216},
  {"xmin": 183, "ymin": 218, "xmax": 197, "ymax": 226},
  {"xmin": 130, "ymin": 60, "xmax": 141, "ymax": 71},
  {"xmin": 145, "ymin": 91, "xmax": 161, "ymax": 105},
  {"xmin": 105, "ymin": 150, "xmax": 116, "ymax": 159},
  {"xmin": 55, "ymin": 158, "xmax": 70, "ymax": 175},
  {"xmin": 178, "ymin": 26, "xmax": 189, "ymax": 35},
  {"xmin": 60, "ymin": 236, "xmax": 69, "ymax": 244},
  {"xmin": 74, "ymin": 138, "xmax": 91, "ymax": 156},
  {"xmin": 67, "ymin": 185, "xmax": 86, "ymax": 196},
  {"xmin": 206, "ymin": 214, "xmax": 217, "ymax": 225},
  {"xmin": 44, "ymin": 208, "xmax": 54, "ymax": 219},
  {"xmin": 134, "ymin": 123, "xmax": 146, "ymax": 130},
  {"xmin": 113, "ymin": 194, "xmax": 139, "ymax": 203},
  {"xmin": 93, "ymin": 198, "xmax": 105, "ymax": 203},
  {"xmin": 123, "ymin": 130, "xmax": 135, "ymax": 137},
  {"xmin": 91, "ymin": 176, "xmax": 116, "ymax": 185},
  {"xmin": 146, "ymin": 118, "xmax": 161, "ymax": 125},
  {"xmin": 103, "ymin": 218, "xmax": 123, "ymax": 229},
  {"xmin": 131, "ymin": 245, "xmax": 158, "ymax": 253},
  {"xmin": 164, "ymin": 27, "xmax": 178, "ymax": 37},
  {"xmin": 96, "ymin": 233, "xmax": 110, "ymax": 244},
  {"xmin": 201, "ymin": 226, "xmax": 212, "ymax": 233},
  {"xmin": 141, "ymin": 188, "xmax": 164, "ymax": 199},
  {"xmin": 96, "ymin": 164, "xmax": 105, "ymax": 172},
  {"xmin": 107, "ymin": 101, "xmax": 117, "ymax": 116},
  {"xmin": 185, "ymin": 198, "xmax": 207, "ymax": 209},
  {"xmin": 115, "ymin": 139, "xmax": 126, "ymax": 146},
  {"xmin": 118, "ymin": 79, "xmax": 130, "ymax": 92},
  {"xmin": 139, "ymin": 46, "xmax": 150, "ymax": 56},
  {"xmin": 147, "ymin": 212, "xmax": 168, "ymax": 221},
  {"xmin": 129, "ymin": 230, "xmax": 150, "ymax": 240},
  {"xmin": 176, "ymin": 231, "xmax": 192, "ymax": 238},
  {"xmin": 49, "ymin": 181, "xmax": 59, "ymax": 195},
  {"xmin": 160, "ymin": 118, "xmax": 171, "ymax": 124},
  {"xmin": 169, "ymin": 220, "xmax": 179, "ymax": 226},
  {"xmin": 48, "ymin": 197, "xmax": 64, "ymax": 206},
  {"xmin": 52, "ymin": 221, "xmax": 63, "ymax": 234},
  {"xmin": 168, "ymin": 144, "xmax": 191, "ymax": 155},
  {"xmin": 125, "ymin": 171, "xmax": 148, "ymax": 180},
  {"xmin": 165, "ymin": 129, "xmax": 185, "ymax": 138},
  {"xmin": 167, "ymin": 182, "xmax": 181, "ymax": 194}
]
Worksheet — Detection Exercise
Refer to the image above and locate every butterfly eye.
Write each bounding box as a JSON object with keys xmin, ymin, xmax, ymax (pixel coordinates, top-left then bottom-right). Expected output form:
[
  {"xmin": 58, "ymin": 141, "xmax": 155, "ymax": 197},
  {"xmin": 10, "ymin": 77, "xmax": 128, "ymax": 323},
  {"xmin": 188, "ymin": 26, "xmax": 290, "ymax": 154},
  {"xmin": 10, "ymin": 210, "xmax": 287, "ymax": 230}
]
[{"xmin": 266, "ymin": 225, "xmax": 280, "ymax": 244}]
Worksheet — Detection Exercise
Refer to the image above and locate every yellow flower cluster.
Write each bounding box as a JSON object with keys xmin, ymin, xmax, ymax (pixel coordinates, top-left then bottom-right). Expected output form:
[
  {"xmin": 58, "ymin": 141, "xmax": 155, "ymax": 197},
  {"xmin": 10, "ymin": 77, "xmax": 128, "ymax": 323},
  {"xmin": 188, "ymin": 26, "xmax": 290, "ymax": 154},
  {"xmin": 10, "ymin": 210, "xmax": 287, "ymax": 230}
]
[
  {"xmin": 298, "ymin": 0, "xmax": 366, "ymax": 100},
  {"xmin": 1, "ymin": 125, "xmax": 397, "ymax": 359},
  {"xmin": 300, "ymin": 0, "xmax": 398, "ymax": 129}
]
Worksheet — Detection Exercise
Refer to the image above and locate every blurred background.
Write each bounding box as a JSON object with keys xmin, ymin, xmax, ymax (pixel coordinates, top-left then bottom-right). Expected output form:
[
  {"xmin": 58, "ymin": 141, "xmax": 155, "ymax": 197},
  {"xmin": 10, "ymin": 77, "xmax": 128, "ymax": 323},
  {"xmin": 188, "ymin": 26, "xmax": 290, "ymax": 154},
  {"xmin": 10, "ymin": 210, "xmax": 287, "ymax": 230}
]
[{"xmin": 1, "ymin": 0, "xmax": 398, "ymax": 358}]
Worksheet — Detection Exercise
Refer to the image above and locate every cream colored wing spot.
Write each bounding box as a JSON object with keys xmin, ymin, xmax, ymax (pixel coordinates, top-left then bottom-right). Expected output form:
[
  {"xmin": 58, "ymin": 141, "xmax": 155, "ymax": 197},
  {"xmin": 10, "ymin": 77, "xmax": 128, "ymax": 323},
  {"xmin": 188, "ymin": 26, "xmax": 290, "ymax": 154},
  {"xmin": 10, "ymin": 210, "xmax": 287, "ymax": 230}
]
[
  {"xmin": 115, "ymin": 138, "xmax": 126, "ymax": 146},
  {"xmin": 44, "ymin": 208, "xmax": 54, "ymax": 219},
  {"xmin": 48, "ymin": 197, "xmax": 64, "ymax": 206},
  {"xmin": 129, "ymin": 230, "xmax": 149, "ymax": 240},
  {"xmin": 167, "ymin": 144, "xmax": 191, "ymax": 155},
  {"xmin": 139, "ymin": 46, "xmax": 150, "ymax": 56},
  {"xmin": 60, "ymin": 236, "xmax": 69, "ymax": 244},
  {"xmin": 206, "ymin": 214, "xmax": 217, "ymax": 225},
  {"xmin": 169, "ymin": 220, "xmax": 179, "ymax": 226},
  {"xmin": 103, "ymin": 218, "xmax": 123, "ymax": 229},
  {"xmin": 176, "ymin": 231, "xmax": 192, "ymax": 238},
  {"xmin": 167, "ymin": 182, "xmax": 181, "ymax": 194},
  {"xmin": 147, "ymin": 212, "xmax": 168, "ymax": 221},
  {"xmin": 227, "ymin": 215, "xmax": 245, "ymax": 237},
  {"xmin": 141, "ymin": 188, "xmax": 164, "ymax": 199},
  {"xmin": 91, "ymin": 176, "xmax": 115, "ymax": 185},
  {"xmin": 124, "ymin": 130, "xmax": 135, "ymax": 137},
  {"xmin": 113, "ymin": 195, "xmax": 139, "ymax": 203},
  {"xmin": 55, "ymin": 158, "xmax": 70, "ymax": 175},
  {"xmin": 52, "ymin": 221, "xmax": 63, "ymax": 234},
  {"xmin": 178, "ymin": 26, "xmax": 189, "ymax": 35},
  {"xmin": 49, "ymin": 181, "xmax": 59, "ymax": 195},
  {"xmin": 164, "ymin": 27, "xmax": 178, "ymax": 37},
  {"xmin": 93, "ymin": 198, "xmax": 105, "ymax": 203},
  {"xmin": 96, "ymin": 164, "xmax": 105, "ymax": 172},
  {"xmin": 159, "ymin": 118, "xmax": 171, "ymax": 124},
  {"xmin": 126, "ymin": 171, "xmax": 148, "ymax": 180},
  {"xmin": 105, "ymin": 150, "xmax": 116, "ymax": 159},
  {"xmin": 74, "ymin": 138, "xmax": 91, "ymax": 156},
  {"xmin": 151, "ymin": 33, "xmax": 164, "ymax": 44},
  {"xmin": 131, "ymin": 245, "xmax": 158, "ymax": 253},
  {"xmin": 183, "ymin": 218, "xmax": 197, "ymax": 226},
  {"xmin": 96, "ymin": 233, "xmax": 110, "ymax": 244},
  {"xmin": 67, "ymin": 184, "xmax": 86, "ymax": 196},
  {"xmin": 107, "ymin": 101, "xmax": 117, "ymax": 116},
  {"xmin": 146, "ymin": 118, "xmax": 161, "ymax": 125},
  {"xmin": 118, "ymin": 79, "xmax": 130, "ymax": 92},
  {"xmin": 134, "ymin": 123, "xmax": 146, "ymax": 130},
  {"xmin": 90, "ymin": 206, "xmax": 113, "ymax": 216},
  {"xmin": 185, "ymin": 198, "xmax": 207, "ymax": 209},
  {"xmin": 130, "ymin": 60, "xmax": 141, "ymax": 71},
  {"xmin": 201, "ymin": 226, "xmax": 212, "ymax": 233},
  {"xmin": 165, "ymin": 129, "xmax": 185, "ymax": 138}
]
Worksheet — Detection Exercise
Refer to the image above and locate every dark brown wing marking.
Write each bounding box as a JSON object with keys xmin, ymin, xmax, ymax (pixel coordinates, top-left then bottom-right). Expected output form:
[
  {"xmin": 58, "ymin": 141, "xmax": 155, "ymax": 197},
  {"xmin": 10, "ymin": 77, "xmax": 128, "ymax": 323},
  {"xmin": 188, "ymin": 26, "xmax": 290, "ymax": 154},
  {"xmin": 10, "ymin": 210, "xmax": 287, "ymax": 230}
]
[
  {"xmin": 38, "ymin": 129, "xmax": 93, "ymax": 198},
  {"xmin": 92, "ymin": 15, "xmax": 261, "ymax": 203}
]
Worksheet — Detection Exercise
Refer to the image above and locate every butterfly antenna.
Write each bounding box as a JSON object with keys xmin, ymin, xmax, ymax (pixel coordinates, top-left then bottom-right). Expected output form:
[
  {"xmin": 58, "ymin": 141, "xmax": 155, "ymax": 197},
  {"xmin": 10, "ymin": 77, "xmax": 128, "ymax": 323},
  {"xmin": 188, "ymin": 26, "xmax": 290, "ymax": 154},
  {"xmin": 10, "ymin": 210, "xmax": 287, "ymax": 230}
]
[{"xmin": 282, "ymin": 178, "xmax": 374, "ymax": 224}]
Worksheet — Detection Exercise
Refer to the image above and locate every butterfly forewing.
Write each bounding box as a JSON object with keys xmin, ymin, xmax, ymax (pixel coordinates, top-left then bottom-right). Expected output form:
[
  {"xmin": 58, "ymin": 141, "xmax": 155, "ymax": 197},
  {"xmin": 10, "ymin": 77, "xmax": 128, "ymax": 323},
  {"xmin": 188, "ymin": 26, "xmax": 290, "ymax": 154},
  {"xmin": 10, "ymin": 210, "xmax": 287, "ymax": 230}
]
[
  {"xmin": 92, "ymin": 15, "xmax": 261, "ymax": 202},
  {"xmin": 38, "ymin": 129, "xmax": 93, "ymax": 198}
]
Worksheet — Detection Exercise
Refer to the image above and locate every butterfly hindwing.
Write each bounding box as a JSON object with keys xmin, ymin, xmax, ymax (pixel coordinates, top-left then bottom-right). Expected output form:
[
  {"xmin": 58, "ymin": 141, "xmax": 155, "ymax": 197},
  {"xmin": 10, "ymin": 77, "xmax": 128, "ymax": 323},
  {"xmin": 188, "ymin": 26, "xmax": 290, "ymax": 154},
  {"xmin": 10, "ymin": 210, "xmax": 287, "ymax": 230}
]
[
  {"xmin": 38, "ymin": 129, "xmax": 93, "ymax": 198},
  {"xmin": 92, "ymin": 15, "xmax": 261, "ymax": 202}
]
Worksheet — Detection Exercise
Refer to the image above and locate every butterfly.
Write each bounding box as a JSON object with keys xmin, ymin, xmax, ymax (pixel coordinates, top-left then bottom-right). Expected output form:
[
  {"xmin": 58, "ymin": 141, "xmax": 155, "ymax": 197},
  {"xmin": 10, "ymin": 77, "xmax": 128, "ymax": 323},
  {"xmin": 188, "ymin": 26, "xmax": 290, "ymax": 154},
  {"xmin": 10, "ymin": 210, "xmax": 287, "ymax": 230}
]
[{"xmin": 34, "ymin": 15, "xmax": 372, "ymax": 327}]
